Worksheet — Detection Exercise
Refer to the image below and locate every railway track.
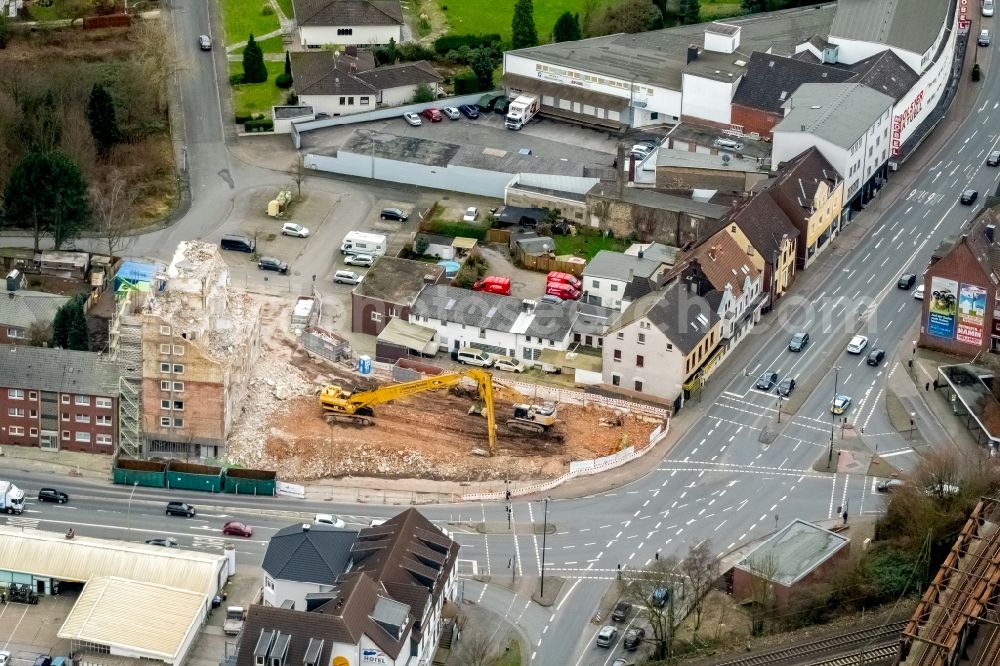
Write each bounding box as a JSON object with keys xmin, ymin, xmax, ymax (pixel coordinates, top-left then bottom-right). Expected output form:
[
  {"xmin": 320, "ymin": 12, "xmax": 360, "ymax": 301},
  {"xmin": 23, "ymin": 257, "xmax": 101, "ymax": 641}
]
[{"xmin": 712, "ymin": 621, "xmax": 904, "ymax": 666}]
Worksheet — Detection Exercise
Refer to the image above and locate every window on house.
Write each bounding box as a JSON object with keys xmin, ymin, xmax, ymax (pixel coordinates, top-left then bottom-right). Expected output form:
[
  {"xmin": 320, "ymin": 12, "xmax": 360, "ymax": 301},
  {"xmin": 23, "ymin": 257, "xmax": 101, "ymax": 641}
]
[
  {"xmin": 522, "ymin": 348, "xmax": 533, "ymax": 360},
  {"xmin": 265, "ymin": 577, "xmax": 274, "ymax": 590},
  {"xmin": 29, "ymin": 428, "xmax": 37, "ymax": 437},
  {"xmin": 161, "ymin": 380, "xmax": 171, "ymax": 391},
  {"xmin": 173, "ymin": 345, "xmax": 184, "ymax": 356},
  {"xmin": 612, "ymin": 374, "xmax": 621, "ymax": 386},
  {"xmin": 638, "ymin": 333, "xmax": 645, "ymax": 345},
  {"xmin": 9, "ymin": 426, "xmax": 23, "ymax": 436},
  {"xmin": 173, "ymin": 401, "xmax": 184, "ymax": 410},
  {"xmin": 336, "ymin": 27, "xmax": 353, "ymax": 35},
  {"xmin": 635, "ymin": 380, "xmax": 643, "ymax": 392},
  {"xmin": 637, "ymin": 355, "xmax": 644, "ymax": 367},
  {"xmin": 585, "ymin": 335, "xmax": 592, "ymax": 346},
  {"xmin": 388, "ymin": 306, "xmax": 398, "ymax": 317},
  {"xmin": 28, "ymin": 391, "xmax": 36, "ymax": 400},
  {"xmin": 160, "ymin": 417, "xmax": 172, "ymax": 428},
  {"xmin": 361, "ymin": 97, "xmax": 370, "ymax": 105},
  {"xmin": 8, "ymin": 389, "xmax": 23, "ymax": 400},
  {"xmin": 96, "ymin": 397, "xmax": 112, "ymax": 409},
  {"xmin": 173, "ymin": 382, "xmax": 185, "ymax": 392},
  {"xmin": 640, "ymin": 321, "xmax": 650, "ymax": 330},
  {"xmin": 62, "ymin": 412, "xmax": 69, "ymax": 421},
  {"xmin": 75, "ymin": 431, "xmax": 91, "ymax": 443},
  {"xmin": 75, "ymin": 414, "xmax": 90, "ymax": 423},
  {"xmin": 173, "ymin": 364, "xmax": 184, "ymax": 374},
  {"xmin": 161, "ymin": 400, "xmax": 172, "ymax": 410},
  {"xmin": 574, "ymin": 333, "xmax": 581, "ymax": 343},
  {"xmin": 610, "ymin": 284, "xmax": 618, "ymax": 292},
  {"xmin": 160, "ymin": 325, "xmax": 171, "ymax": 335},
  {"xmin": 525, "ymin": 336, "xmax": 532, "ymax": 342},
  {"xmin": 96, "ymin": 415, "xmax": 112, "ymax": 426},
  {"xmin": 96, "ymin": 434, "xmax": 112, "ymax": 445},
  {"xmin": 592, "ymin": 280, "xmax": 599, "ymax": 288},
  {"xmin": 480, "ymin": 328, "xmax": 487, "ymax": 338},
  {"xmin": 613, "ymin": 349, "xmax": 621, "ymax": 361},
  {"xmin": 7, "ymin": 328, "xmax": 24, "ymax": 338},
  {"xmin": 616, "ymin": 332, "xmax": 624, "ymax": 340},
  {"xmin": 174, "ymin": 418, "xmax": 184, "ymax": 428},
  {"xmin": 160, "ymin": 344, "xmax": 171, "ymax": 354},
  {"xmin": 160, "ymin": 363, "xmax": 171, "ymax": 373},
  {"xmin": 371, "ymin": 312, "xmax": 383, "ymax": 323},
  {"xmin": 8, "ymin": 408, "xmax": 24, "ymax": 417},
  {"xmin": 348, "ymin": 97, "xmax": 355, "ymax": 105},
  {"xmin": 62, "ymin": 430, "xmax": 70, "ymax": 440}
]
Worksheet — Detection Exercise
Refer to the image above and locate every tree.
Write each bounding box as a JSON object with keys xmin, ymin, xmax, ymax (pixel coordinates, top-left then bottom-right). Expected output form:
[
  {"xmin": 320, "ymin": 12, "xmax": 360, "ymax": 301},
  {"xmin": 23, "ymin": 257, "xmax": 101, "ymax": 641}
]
[
  {"xmin": 89, "ymin": 173, "xmax": 136, "ymax": 258},
  {"xmin": 28, "ymin": 322, "xmax": 53, "ymax": 347},
  {"xmin": 4, "ymin": 151, "xmax": 90, "ymax": 252},
  {"xmin": 283, "ymin": 50, "xmax": 292, "ymax": 77},
  {"xmin": 552, "ymin": 11, "xmax": 582, "ymax": 42},
  {"xmin": 242, "ymin": 34, "xmax": 268, "ymax": 84},
  {"xmin": 0, "ymin": 5, "xmax": 10, "ymax": 49},
  {"xmin": 290, "ymin": 155, "xmax": 307, "ymax": 197},
  {"xmin": 51, "ymin": 302, "xmax": 71, "ymax": 349},
  {"xmin": 414, "ymin": 236, "xmax": 430, "ymax": 256},
  {"xmin": 66, "ymin": 297, "xmax": 89, "ymax": 351},
  {"xmin": 621, "ymin": 557, "xmax": 683, "ymax": 660},
  {"xmin": 86, "ymin": 83, "xmax": 120, "ymax": 158},
  {"xmin": 511, "ymin": 0, "xmax": 538, "ymax": 49},
  {"xmin": 681, "ymin": 540, "xmax": 719, "ymax": 634},
  {"xmin": 587, "ymin": 0, "xmax": 663, "ymax": 36},
  {"xmin": 470, "ymin": 48, "xmax": 494, "ymax": 91},
  {"xmin": 741, "ymin": 0, "xmax": 768, "ymax": 13},
  {"xmin": 678, "ymin": 0, "xmax": 700, "ymax": 24},
  {"xmin": 410, "ymin": 83, "xmax": 435, "ymax": 103},
  {"xmin": 276, "ymin": 51, "xmax": 293, "ymax": 88},
  {"xmin": 745, "ymin": 552, "xmax": 778, "ymax": 636},
  {"xmin": 19, "ymin": 89, "xmax": 62, "ymax": 154},
  {"xmin": 454, "ymin": 629, "xmax": 496, "ymax": 666}
]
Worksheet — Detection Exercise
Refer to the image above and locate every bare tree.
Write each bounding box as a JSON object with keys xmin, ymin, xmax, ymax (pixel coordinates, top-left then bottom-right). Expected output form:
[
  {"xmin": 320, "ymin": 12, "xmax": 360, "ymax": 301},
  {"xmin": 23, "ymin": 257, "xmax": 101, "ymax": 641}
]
[
  {"xmin": 682, "ymin": 540, "xmax": 720, "ymax": 634},
  {"xmin": 745, "ymin": 552, "xmax": 778, "ymax": 636},
  {"xmin": 454, "ymin": 629, "xmax": 497, "ymax": 666},
  {"xmin": 622, "ymin": 556, "xmax": 683, "ymax": 660},
  {"xmin": 290, "ymin": 154, "xmax": 307, "ymax": 197},
  {"xmin": 28, "ymin": 322, "xmax": 53, "ymax": 347},
  {"xmin": 89, "ymin": 173, "xmax": 137, "ymax": 259}
]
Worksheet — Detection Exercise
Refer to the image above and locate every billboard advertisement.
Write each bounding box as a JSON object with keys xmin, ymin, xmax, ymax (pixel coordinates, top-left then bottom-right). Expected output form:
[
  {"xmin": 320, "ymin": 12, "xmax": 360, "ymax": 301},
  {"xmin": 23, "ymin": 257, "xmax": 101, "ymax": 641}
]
[
  {"xmin": 927, "ymin": 276, "xmax": 958, "ymax": 339},
  {"xmin": 957, "ymin": 283, "xmax": 987, "ymax": 345}
]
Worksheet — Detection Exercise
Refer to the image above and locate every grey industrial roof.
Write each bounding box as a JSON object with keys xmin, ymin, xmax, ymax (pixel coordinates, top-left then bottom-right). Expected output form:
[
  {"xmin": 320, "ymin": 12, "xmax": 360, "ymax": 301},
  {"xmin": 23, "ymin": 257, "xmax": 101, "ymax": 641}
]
[
  {"xmin": 507, "ymin": 4, "xmax": 837, "ymax": 92},
  {"xmin": 353, "ymin": 256, "xmax": 443, "ymax": 306},
  {"xmin": 656, "ymin": 147, "xmax": 769, "ymax": 173},
  {"xmin": 262, "ymin": 524, "xmax": 358, "ymax": 584},
  {"xmin": 847, "ymin": 50, "xmax": 920, "ymax": 101},
  {"xmin": 355, "ymin": 60, "xmax": 441, "ymax": 89},
  {"xmin": 667, "ymin": 122, "xmax": 772, "ymax": 159},
  {"xmin": 626, "ymin": 242, "xmax": 680, "ymax": 266},
  {"xmin": 774, "ymin": 83, "xmax": 894, "ymax": 149},
  {"xmin": 524, "ymin": 301, "xmax": 575, "ymax": 340},
  {"xmin": 736, "ymin": 519, "xmax": 849, "ymax": 586},
  {"xmin": 0, "ymin": 344, "xmax": 119, "ymax": 397},
  {"xmin": 587, "ymin": 182, "xmax": 728, "ymax": 219},
  {"xmin": 0, "ymin": 289, "xmax": 68, "ymax": 330},
  {"xmin": 732, "ymin": 52, "xmax": 854, "ymax": 115},
  {"xmin": 610, "ymin": 281, "xmax": 720, "ymax": 355},
  {"xmin": 830, "ymin": 0, "xmax": 948, "ymax": 56},
  {"xmin": 293, "ymin": 0, "xmax": 403, "ymax": 26},
  {"xmin": 584, "ymin": 250, "xmax": 662, "ymax": 282},
  {"xmin": 291, "ymin": 52, "xmax": 377, "ymax": 96},
  {"xmin": 411, "ymin": 285, "xmax": 574, "ymax": 339}
]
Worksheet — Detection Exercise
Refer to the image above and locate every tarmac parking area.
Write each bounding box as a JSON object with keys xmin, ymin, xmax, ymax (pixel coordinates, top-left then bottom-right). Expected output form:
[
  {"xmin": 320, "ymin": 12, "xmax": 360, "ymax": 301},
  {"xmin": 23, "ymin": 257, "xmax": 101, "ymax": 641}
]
[{"xmin": 0, "ymin": 593, "xmax": 75, "ymax": 664}]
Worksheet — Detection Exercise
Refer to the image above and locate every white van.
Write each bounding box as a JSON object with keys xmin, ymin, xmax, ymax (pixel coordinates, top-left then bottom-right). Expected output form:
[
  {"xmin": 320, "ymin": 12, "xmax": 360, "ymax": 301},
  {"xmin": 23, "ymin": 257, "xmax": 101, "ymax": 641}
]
[
  {"xmin": 984, "ymin": 0, "xmax": 994, "ymax": 16},
  {"xmin": 340, "ymin": 231, "xmax": 387, "ymax": 257},
  {"xmin": 456, "ymin": 347, "xmax": 495, "ymax": 367}
]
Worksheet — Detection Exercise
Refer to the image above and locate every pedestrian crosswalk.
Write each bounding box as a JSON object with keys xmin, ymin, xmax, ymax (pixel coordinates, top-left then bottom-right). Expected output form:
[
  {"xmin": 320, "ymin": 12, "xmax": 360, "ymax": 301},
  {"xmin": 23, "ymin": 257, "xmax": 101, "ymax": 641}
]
[
  {"xmin": 193, "ymin": 535, "xmax": 227, "ymax": 549},
  {"xmin": 3, "ymin": 517, "xmax": 39, "ymax": 531}
]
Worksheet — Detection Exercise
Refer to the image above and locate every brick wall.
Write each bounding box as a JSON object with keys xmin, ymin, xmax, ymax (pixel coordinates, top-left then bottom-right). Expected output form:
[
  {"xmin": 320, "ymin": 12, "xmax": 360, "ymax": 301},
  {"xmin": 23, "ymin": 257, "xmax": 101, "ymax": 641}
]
[
  {"xmin": 0, "ymin": 387, "xmax": 115, "ymax": 454},
  {"xmin": 0, "ymin": 325, "xmax": 28, "ymax": 345},
  {"xmin": 919, "ymin": 241, "xmax": 995, "ymax": 356},
  {"xmin": 730, "ymin": 105, "xmax": 781, "ymax": 139}
]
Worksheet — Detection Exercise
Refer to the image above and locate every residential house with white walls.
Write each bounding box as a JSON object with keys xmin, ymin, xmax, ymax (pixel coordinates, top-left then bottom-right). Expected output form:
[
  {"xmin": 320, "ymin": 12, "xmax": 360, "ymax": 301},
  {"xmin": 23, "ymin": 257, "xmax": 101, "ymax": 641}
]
[
  {"xmin": 293, "ymin": 0, "xmax": 403, "ymax": 48},
  {"xmin": 582, "ymin": 251, "xmax": 668, "ymax": 311},
  {"xmin": 261, "ymin": 523, "xmax": 357, "ymax": 609}
]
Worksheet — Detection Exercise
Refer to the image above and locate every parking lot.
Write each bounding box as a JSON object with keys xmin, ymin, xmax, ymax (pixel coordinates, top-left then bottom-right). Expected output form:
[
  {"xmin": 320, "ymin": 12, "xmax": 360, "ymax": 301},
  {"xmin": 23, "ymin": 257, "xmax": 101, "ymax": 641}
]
[{"xmin": 0, "ymin": 593, "xmax": 75, "ymax": 664}]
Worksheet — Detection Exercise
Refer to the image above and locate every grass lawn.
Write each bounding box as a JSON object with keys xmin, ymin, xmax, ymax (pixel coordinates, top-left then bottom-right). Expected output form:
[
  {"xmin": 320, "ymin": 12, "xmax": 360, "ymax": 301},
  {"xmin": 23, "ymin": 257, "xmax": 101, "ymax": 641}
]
[
  {"xmin": 229, "ymin": 61, "xmax": 287, "ymax": 117},
  {"xmin": 276, "ymin": 0, "xmax": 294, "ymax": 19},
  {"xmin": 553, "ymin": 233, "xmax": 628, "ymax": 261},
  {"xmin": 233, "ymin": 34, "xmax": 287, "ymax": 54},
  {"xmin": 220, "ymin": 0, "xmax": 281, "ymax": 46},
  {"xmin": 26, "ymin": 2, "xmax": 63, "ymax": 21},
  {"xmin": 492, "ymin": 639, "xmax": 522, "ymax": 666},
  {"xmin": 438, "ymin": 0, "xmax": 612, "ymax": 42},
  {"xmin": 700, "ymin": 1, "xmax": 743, "ymax": 18}
]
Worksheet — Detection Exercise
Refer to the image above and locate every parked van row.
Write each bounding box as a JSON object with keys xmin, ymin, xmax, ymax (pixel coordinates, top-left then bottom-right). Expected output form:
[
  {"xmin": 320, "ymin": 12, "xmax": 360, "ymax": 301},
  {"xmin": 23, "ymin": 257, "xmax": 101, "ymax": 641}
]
[{"xmin": 545, "ymin": 271, "xmax": 581, "ymax": 301}]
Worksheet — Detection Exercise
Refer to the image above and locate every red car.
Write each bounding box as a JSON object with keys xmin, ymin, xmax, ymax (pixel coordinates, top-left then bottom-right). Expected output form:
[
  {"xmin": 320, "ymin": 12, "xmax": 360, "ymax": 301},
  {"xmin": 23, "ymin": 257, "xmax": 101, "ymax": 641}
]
[
  {"xmin": 222, "ymin": 521, "xmax": 253, "ymax": 537},
  {"xmin": 421, "ymin": 108, "xmax": 443, "ymax": 122}
]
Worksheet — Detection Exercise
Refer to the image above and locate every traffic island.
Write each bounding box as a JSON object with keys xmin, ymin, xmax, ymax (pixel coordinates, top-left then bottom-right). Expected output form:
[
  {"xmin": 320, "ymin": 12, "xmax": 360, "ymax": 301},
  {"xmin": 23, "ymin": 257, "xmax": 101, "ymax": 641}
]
[{"xmin": 531, "ymin": 576, "xmax": 565, "ymax": 607}]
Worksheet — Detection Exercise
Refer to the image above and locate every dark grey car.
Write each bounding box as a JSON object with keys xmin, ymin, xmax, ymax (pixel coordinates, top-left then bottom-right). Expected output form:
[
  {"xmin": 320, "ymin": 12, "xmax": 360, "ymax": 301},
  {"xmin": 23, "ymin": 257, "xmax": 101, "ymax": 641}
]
[
  {"xmin": 259, "ymin": 256, "xmax": 289, "ymax": 274},
  {"xmin": 788, "ymin": 331, "xmax": 809, "ymax": 352}
]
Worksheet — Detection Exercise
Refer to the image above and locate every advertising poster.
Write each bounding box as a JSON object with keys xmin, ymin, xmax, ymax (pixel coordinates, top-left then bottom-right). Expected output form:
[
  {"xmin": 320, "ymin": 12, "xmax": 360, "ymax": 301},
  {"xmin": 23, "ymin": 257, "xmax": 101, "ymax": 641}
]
[
  {"xmin": 957, "ymin": 283, "xmax": 987, "ymax": 345},
  {"xmin": 927, "ymin": 276, "xmax": 959, "ymax": 339}
]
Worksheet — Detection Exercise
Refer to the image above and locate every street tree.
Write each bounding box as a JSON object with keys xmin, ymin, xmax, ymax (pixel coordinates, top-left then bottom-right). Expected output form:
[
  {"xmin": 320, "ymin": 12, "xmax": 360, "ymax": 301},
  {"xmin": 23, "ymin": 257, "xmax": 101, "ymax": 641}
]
[
  {"xmin": 552, "ymin": 11, "xmax": 582, "ymax": 42},
  {"xmin": 242, "ymin": 34, "xmax": 268, "ymax": 83},
  {"xmin": 86, "ymin": 82, "xmax": 120, "ymax": 158},
  {"xmin": 744, "ymin": 552, "xmax": 778, "ymax": 635},
  {"xmin": 681, "ymin": 540, "xmax": 720, "ymax": 634},
  {"xmin": 89, "ymin": 173, "xmax": 137, "ymax": 258},
  {"xmin": 454, "ymin": 629, "xmax": 497, "ymax": 666},
  {"xmin": 4, "ymin": 151, "xmax": 91, "ymax": 251},
  {"xmin": 621, "ymin": 557, "xmax": 683, "ymax": 660},
  {"xmin": 679, "ymin": 0, "xmax": 700, "ymax": 24},
  {"xmin": 511, "ymin": 0, "xmax": 538, "ymax": 49},
  {"xmin": 470, "ymin": 48, "xmax": 494, "ymax": 90},
  {"xmin": 290, "ymin": 154, "xmax": 307, "ymax": 197},
  {"xmin": 587, "ymin": 0, "xmax": 663, "ymax": 36}
]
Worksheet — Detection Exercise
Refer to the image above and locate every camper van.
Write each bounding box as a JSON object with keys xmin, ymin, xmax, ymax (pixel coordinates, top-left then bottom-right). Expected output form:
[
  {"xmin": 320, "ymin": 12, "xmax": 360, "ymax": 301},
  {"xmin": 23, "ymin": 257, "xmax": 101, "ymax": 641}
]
[{"xmin": 340, "ymin": 231, "xmax": 387, "ymax": 257}]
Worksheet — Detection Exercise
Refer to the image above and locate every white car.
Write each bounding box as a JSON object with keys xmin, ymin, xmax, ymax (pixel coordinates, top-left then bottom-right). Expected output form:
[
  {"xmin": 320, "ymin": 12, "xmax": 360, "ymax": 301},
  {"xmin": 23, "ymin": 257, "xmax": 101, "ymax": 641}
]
[
  {"xmin": 344, "ymin": 254, "xmax": 375, "ymax": 267},
  {"xmin": 0, "ymin": 650, "xmax": 11, "ymax": 666},
  {"xmin": 463, "ymin": 207, "xmax": 479, "ymax": 222},
  {"xmin": 493, "ymin": 356, "xmax": 525, "ymax": 373},
  {"xmin": 443, "ymin": 106, "xmax": 461, "ymax": 120},
  {"xmin": 846, "ymin": 335, "xmax": 869, "ymax": 354},
  {"xmin": 314, "ymin": 513, "xmax": 345, "ymax": 528},
  {"xmin": 334, "ymin": 270, "xmax": 362, "ymax": 285},
  {"xmin": 281, "ymin": 223, "xmax": 309, "ymax": 237},
  {"xmin": 403, "ymin": 112, "xmax": 422, "ymax": 126},
  {"xmin": 914, "ymin": 284, "xmax": 925, "ymax": 300}
]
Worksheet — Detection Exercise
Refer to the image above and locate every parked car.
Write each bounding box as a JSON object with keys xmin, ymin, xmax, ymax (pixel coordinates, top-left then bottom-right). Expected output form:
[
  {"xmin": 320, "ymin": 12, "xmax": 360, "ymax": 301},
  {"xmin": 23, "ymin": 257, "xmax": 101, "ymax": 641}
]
[
  {"xmin": 421, "ymin": 108, "xmax": 443, "ymax": 122},
  {"xmin": 344, "ymin": 254, "xmax": 375, "ymax": 267},
  {"xmin": 32, "ymin": 657, "xmax": 51, "ymax": 666},
  {"xmin": 623, "ymin": 627, "xmax": 646, "ymax": 650},
  {"xmin": 145, "ymin": 537, "xmax": 179, "ymax": 547},
  {"xmin": 315, "ymin": 112, "xmax": 330, "ymax": 120},
  {"xmin": 961, "ymin": 189, "xmax": 979, "ymax": 205},
  {"xmin": 335, "ymin": 270, "xmax": 362, "ymax": 285},
  {"xmin": 611, "ymin": 600, "xmax": 632, "ymax": 622},
  {"xmin": 897, "ymin": 273, "xmax": 917, "ymax": 289},
  {"xmin": 596, "ymin": 625, "xmax": 618, "ymax": 647},
  {"xmin": 403, "ymin": 112, "xmax": 422, "ymax": 127},
  {"xmin": 198, "ymin": 34, "xmax": 212, "ymax": 50},
  {"xmin": 380, "ymin": 207, "xmax": 409, "ymax": 221},
  {"xmin": 777, "ymin": 377, "xmax": 796, "ymax": 397},
  {"xmin": 281, "ymin": 222, "xmax": 309, "ymax": 237},
  {"xmin": 867, "ymin": 348, "xmax": 886, "ymax": 366},
  {"xmin": 258, "ymin": 256, "xmax": 289, "ymax": 274},
  {"xmin": 612, "ymin": 659, "xmax": 633, "ymax": 666},
  {"xmin": 846, "ymin": 335, "xmax": 869, "ymax": 354},
  {"xmin": 979, "ymin": 29, "xmax": 991, "ymax": 46},
  {"xmin": 462, "ymin": 206, "xmax": 479, "ymax": 222},
  {"xmin": 455, "ymin": 347, "xmax": 495, "ymax": 367},
  {"xmin": 442, "ymin": 106, "xmax": 461, "ymax": 120},
  {"xmin": 914, "ymin": 284, "xmax": 926, "ymax": 300},
  {"xmin": 755, "ymin": 371, "xmax": 778, "ymax": 391},
  {"xmin": 314, "ymin": 513, "xmax": 345, "ymax": 528},
  {"xmin": 788, "ymin": 331, "xmax": 809, "ymax": 352},
  {"xmin": 459, "ymin": 104, "xmax": 480, "ymax": 119},
  {"xmin": 876, "ymin": 479, "xmax": 905, "ymax": 492},
  {"xmin": 0, "ymin": 650, "xmax": 11, "ymax": 666},
  {"xmin": 831, "ymin": 394, "xmax": 852, "ymax": 415},
  {"xmin": 222, "ymin": 521, "xmax": 253, "ymax": 537},
  {"xmin": 985, "ymin": 0, "xmax": 995, "ymax": 16},
  {"xmin": 650, "ymin": 586, "xmax": 670, "ymax": 608},
  {"xmin": 493, "ymin": 356, "xmax": 525, "ymax": 373},
  {"xmin": 988, "ymin": 151, "xmax": 1000, "ymax": 167},
  {"xmin": 540, "ymin": 294, "xmax": 564, "ymax": 304},
  {"xmin": 37, "ymin": 488, "xmax": 69, "ymax": 503},
  {"xmin": 166, "ymin": 501, "xmax": 196, "ymax": 517}
]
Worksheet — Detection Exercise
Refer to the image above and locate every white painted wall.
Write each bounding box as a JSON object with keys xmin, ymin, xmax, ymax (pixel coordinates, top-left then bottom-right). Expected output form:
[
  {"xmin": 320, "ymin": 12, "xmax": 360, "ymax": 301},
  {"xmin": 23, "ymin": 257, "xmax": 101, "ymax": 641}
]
[
  {"xmin": 263, "ymin": 575, "xmax": 333, "ymax": 609},
  {"xmin": 380, "ymin": 83, "xmax": 437, "ymax": 107},
  {"xmin": 299, "ymin": 25, "xmax": 401, "ymax": 48},
  {"xmin": 298, "ymin": 92, "xmax": 377, "ymax": 117},
  {"xmin": 603, "ymin": 318, "xmax": 684, "ymax": 400},
  {"xmin": 582, "ymin": 276, "xmax": 628, "ymax": 310},
  {"xmin": 681, "ymin": 74, "xmax": 738, "ymax": 125},
  {"xmin": 891, "ymin": 24, "xmax": 956, "ymax": 154}
]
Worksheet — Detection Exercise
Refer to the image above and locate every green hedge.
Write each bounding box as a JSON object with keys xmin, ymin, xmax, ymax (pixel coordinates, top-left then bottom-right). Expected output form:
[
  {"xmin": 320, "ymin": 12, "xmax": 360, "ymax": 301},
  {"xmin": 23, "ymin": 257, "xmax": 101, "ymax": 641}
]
[
  {"xmin": 433, "ymin": 33, "xmax": 502, "ymax": 55},
  {"xmin": 245, "ymin": 118, "xmax": 274, "ymax": 132},
  {"xmin": 429, "ymin": 220, "xmax": 487, "ymax": 240},
  {"xmin": 453, "ymin": 71, "xmax": 480, "ymax": 95},
  {"xmin": 235, "ymin": 113, "xmax": 253, "ymax": 124}
]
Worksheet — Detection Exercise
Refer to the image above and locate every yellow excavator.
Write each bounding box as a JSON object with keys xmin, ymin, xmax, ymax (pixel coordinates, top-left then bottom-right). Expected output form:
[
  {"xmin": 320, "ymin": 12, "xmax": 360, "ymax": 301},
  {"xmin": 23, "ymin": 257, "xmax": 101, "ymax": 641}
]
[{"xmin": 319, "ymin": 369, "xmax": 557, "ymax": 456}]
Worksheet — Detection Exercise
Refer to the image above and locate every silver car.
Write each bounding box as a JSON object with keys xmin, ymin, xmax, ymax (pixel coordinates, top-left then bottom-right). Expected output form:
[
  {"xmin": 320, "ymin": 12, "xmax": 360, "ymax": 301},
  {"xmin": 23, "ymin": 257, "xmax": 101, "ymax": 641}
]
[
  {"xmin": 344, "ymin": 254, "xmax": 374, "ymax": 267},
  {"xmin": 443, "ymin": 106, "xmax": 461, "ymax": 120},
  {"xmin": 334, "ymin": 270, "xmax": 362, "ymax": 285},
  {"xmin": 403, "ymin": 112, "xmax": 422, "ymax": 126},
  {"xmin": 198, "ymin": 34, "xmax": 212, "ymax": 50}
]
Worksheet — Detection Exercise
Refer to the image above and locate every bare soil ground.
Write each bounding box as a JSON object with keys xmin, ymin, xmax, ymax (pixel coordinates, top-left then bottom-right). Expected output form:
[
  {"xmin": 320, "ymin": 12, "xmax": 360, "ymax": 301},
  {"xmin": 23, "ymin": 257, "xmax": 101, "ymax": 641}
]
[{"xmin": 227, "ymin": 297, "xmax": 657, "ymax": 482}]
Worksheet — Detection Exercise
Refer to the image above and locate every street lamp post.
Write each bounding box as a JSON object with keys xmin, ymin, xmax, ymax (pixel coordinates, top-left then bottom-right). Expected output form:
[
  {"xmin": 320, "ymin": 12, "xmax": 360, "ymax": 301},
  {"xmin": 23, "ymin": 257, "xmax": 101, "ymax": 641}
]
[
  {"xmin": 126, "ymin": 482, "xmax": 138, "ymax": 540},
  {"xmin": 910, "ymin": 412, "xmax": 916, "ymax": 440},
  {"xmin": 540, "ymin": 497, "xmax": 550, "ymax": 597},
  {"xmin": 829, "ymin": 367, "xmax": 840, "ymax": 465}
]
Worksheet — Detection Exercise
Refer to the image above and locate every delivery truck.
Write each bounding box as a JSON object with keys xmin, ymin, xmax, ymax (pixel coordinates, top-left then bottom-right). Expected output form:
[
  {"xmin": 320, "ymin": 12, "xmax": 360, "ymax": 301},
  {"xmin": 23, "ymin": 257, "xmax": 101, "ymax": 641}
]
[
  {"xmin": 0, "ymin": 481, "xmax": 25, "ymax": 514},
  {"xmin": 505, "ymin": 94, "xmax": 540, "ymax": 130}
]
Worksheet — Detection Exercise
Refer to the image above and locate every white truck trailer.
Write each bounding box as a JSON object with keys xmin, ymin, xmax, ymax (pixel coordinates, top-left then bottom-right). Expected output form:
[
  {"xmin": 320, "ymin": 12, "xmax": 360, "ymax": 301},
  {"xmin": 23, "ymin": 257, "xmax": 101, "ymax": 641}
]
[
  {"xmin": 505, "ymin": 94, "xmax": 540, "ymax": 130},
  {"xmin": 0, "ymin": 480, "xmax": 25, "ymax": 514}
]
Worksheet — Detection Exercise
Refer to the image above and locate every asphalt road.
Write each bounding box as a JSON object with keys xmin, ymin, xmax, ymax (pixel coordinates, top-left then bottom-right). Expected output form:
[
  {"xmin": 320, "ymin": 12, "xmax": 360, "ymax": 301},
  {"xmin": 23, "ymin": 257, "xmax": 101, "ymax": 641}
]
[{"xmin": 2, "ymin": 9, "xmax": 1000, "ymax": 666}]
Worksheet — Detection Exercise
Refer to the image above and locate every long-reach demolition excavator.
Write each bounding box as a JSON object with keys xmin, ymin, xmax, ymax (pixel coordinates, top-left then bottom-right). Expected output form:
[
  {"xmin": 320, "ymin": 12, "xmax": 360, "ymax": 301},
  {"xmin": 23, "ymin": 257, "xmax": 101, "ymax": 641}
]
[{"xmin": 318, "ymin": 369, "xmax": 556, "ymax": 456}]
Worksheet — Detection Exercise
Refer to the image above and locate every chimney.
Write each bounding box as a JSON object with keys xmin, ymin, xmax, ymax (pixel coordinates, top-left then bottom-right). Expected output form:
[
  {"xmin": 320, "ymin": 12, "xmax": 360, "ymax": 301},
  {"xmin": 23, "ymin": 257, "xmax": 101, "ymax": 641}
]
[
  {"xmin": 708, "ymin": 246, "xmax": 718, "ymax": 261},
  {"xmin": 988, "ymin": 225, "xmax": 997, "ymax": 244},
  {"xmin": 687, "ymin": 45, "xmax": 700, "ymax": 63},
  {"xmin": 638, "ymin": 248, "xmax": 645, "ymax": 259}
]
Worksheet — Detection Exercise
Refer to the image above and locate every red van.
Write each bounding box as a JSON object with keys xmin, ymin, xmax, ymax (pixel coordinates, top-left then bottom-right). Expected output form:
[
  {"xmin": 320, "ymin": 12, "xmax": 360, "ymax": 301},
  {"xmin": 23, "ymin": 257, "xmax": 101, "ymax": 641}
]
[
  {"xmin": 473, "ymin": 276, "xmax": 512, "ymax": 295},
  {"xmin": 545, "ymin": 282, "xmax": 580, "ymax": 300},
  {"xmin": 547, "ymin": 271, "xmax": 582, "ymax": 289}
]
